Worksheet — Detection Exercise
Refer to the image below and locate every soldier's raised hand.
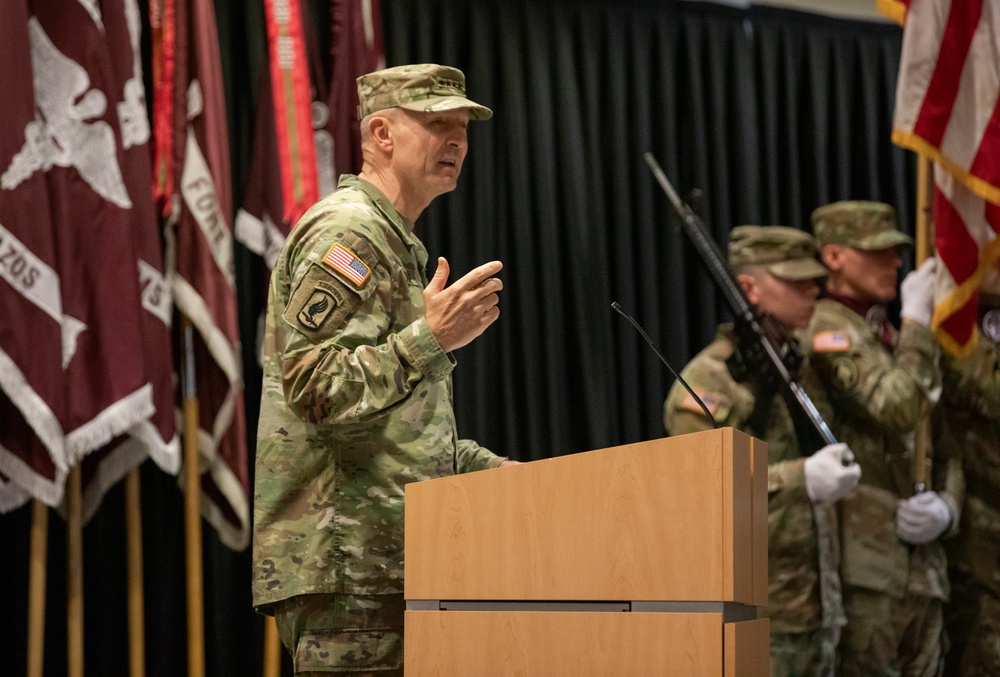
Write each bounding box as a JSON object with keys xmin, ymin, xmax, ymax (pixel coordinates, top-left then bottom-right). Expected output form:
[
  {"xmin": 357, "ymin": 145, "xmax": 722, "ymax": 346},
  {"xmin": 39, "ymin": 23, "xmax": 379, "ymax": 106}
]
[
  {"xmin": 900, "ymin": 257, "xmax": 938, "ymax": 327},
  {"xmin": 424, "ymin": 257, "xmax": 503, "ymax": 353}
]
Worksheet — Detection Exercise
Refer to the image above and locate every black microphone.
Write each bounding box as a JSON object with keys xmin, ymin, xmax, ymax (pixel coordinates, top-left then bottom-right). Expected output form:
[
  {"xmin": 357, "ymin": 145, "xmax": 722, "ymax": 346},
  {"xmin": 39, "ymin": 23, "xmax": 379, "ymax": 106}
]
[{"xmin": 611, "ymin": 302, "xmax": 719, "ymax": 429}]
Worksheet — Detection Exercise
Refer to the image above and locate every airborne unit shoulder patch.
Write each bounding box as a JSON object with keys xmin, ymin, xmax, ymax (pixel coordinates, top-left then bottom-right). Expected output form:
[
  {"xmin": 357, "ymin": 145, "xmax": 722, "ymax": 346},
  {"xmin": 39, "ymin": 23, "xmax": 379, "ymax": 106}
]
[
  {"xmin": 296, "ymin": 290, "xmax": 337, "ymax": 330},
  {"xmin": 284, "ymin": 235, "xmax": 378, "ymax": 340}
]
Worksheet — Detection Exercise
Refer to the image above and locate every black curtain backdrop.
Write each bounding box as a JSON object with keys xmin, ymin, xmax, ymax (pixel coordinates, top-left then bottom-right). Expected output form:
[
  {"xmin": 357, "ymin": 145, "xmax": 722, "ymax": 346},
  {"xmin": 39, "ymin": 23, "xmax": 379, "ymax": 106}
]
[
  {"xmin": 383, "ymin": 0, "xmax": 913, "ymax": 457},
  {"xmin": 0, "ymin": 2, "xmax": 910, "ymax": 675}
]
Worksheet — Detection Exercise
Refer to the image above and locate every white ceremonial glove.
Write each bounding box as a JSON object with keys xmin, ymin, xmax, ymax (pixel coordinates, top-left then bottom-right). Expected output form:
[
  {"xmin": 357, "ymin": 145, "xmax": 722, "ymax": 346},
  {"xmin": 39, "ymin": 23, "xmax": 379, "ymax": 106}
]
[
  {"xmin": 804, "ymin": 443, "xmax": 862, "ymax": 503},
  {"xmin": 896, "ymin": 491, "xmax": 953, "ymax": 545},
  {"xmin": 900, "ymin": 257, "xmax": 938, "ymax": 327}
]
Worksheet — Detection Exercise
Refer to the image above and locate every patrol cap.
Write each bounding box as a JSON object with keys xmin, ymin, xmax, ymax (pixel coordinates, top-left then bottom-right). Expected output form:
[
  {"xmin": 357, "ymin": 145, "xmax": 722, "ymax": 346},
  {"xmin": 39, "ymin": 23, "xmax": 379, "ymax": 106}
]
[
  {"xmin": 356, "ymin": 63, "xmax": 493, "ymax": 121},
  {"xmin": 728, "ymin": 225, "xmax": 827, "ymax": 280},
  {"xmin": 811, "ymin": 200, "xmax": 914, "ymax": 250}
]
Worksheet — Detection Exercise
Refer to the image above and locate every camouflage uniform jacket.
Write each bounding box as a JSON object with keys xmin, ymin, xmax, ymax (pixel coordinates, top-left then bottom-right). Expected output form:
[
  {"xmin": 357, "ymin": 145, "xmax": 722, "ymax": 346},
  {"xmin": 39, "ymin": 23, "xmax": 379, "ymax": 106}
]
[
  {"xmin": 252, "ymin": 175, "xmax": 503, "ymax": 611},
  {"xmin": 936, "ymin": 335, "xmax": 1000, "ymax": 594},
  {"xmin": 802, "ymin": 298, "xmax": 955, "ymax": 601},
  {"xmin": 664, "ymin": 326, "xmax": 845, "ymax": 634}
]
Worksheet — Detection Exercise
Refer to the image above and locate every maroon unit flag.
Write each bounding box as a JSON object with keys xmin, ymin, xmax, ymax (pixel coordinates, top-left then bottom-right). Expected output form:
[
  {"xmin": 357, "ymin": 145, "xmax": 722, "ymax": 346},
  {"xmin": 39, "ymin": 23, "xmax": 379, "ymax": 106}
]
[
  {"xmin": 236, "ymin": 0, "xmax": 384, "ymax": 265},
  {"xmin": 158, "ymin": 0, "xmax": 249, "ymax": 550},
  {"xmin": 0, "ymin": 0, "xmax": 69, "ymax": 509},
  {"xmin": 1, "ymin": 0, "xmax": 176, "ymax": 515},
  {"xmin": 330, "ymin": 0, "xmax": 384, "ymax": 179},
  {"xmin": 77, "ymin": 0, "xmax": 181, "ymax": 521}
]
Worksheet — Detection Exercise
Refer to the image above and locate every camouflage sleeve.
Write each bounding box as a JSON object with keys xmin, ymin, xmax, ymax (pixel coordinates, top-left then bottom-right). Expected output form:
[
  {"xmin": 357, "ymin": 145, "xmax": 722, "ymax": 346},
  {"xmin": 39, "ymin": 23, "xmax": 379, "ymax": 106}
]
[
  {"xmin": 665, "ymin": 341, "xmax": 810, "ymax": 494},
  {"xmin": 275, "ymin": 225, "xmax": 454, "ymax": 426},
  {"xmin": 281, "ymin": 314, "xmax": 452, "ymax": 425},
  {"xmin": 943, "ymin": 335, "xmax": 1000, "ymax": 418},
  {"xmin": 455, "ymin": 439, "xmax": 505, "ymax": 473},
  {"xmin": 664, "ymin": 402, "xmax": 722, "ymax": 437},
  {"xmin": 768, "ymin": 458, "xmax": 806, "ymax": 492},
  {"xmin": 808, "ymin": 315, "xmax": 940, "ymax": 432},
  {"xmin": 931, "ymin": 336, "xmax": 1000, "ymax": 533},
  {"xmin": 663, "ymin": 348, "xmax": 744, "ymax": 436}
]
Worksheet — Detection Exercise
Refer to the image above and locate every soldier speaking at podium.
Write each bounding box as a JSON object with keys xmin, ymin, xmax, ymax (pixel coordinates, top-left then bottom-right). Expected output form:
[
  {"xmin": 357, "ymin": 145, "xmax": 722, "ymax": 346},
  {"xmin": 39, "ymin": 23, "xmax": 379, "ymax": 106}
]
[
  {"xmin": 251, "ymin": 64, "xmax": 515, "ymax": 675},
  {"xmin": 665, "ymin": 225, "xmax": 860, "ymax": 676}
]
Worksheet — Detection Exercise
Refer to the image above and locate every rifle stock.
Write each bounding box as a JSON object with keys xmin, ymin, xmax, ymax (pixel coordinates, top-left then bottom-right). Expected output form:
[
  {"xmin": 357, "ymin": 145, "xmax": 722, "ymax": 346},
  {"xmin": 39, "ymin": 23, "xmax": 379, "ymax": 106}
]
[{"xmin": 644, "ymin": 152, "xmax": 837, "ymax": 451}]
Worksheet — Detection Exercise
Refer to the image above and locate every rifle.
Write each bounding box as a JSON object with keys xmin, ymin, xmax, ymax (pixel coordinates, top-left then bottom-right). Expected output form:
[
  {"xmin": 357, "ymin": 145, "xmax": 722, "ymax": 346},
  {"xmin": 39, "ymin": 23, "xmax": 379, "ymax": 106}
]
[{"xmin": 644, "ymin": 152, "xmax": 836, "ymax": 452}]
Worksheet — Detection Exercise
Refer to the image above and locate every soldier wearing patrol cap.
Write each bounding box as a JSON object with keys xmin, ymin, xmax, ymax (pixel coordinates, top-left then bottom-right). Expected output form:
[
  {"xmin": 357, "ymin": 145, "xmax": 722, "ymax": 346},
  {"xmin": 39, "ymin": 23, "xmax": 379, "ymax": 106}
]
[
  {"xmin": 939, "ymin": 260, "xmax": 1000, "ymax": 677},
  {"xmin": 801, "ymin": 200, "xmax": 959, "ymax": 676},
  {"xmin": 251, "ymin": 64, "xmax": 515, "ymax": 675},
  {"xmin": 665, "ymin": 225, "xmax": 860, "ymax": 677}
]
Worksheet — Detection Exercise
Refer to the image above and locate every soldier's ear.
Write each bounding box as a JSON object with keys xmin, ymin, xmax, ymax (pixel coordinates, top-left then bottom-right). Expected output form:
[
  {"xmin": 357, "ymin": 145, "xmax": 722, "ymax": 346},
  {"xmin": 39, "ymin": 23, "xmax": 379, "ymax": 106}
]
[
  {"xmin": 366, "ymin": 114, "xmax": 394, "ymax": 153},
  {"xmin": 820, "ymin": 244, "xmax": 842, "ymax": 271},
  {"xmin": 736, "ymin": 273, "xmax": 759, "ymax": 304}
]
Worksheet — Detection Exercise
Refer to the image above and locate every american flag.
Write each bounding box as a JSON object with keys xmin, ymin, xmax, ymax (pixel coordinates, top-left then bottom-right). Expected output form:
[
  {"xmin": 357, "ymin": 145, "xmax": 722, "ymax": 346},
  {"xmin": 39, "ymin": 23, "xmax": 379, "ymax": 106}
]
[
  {"xmin": 812, "ymin": 330, "xmax": 851, "ymax": 353},
  {"xmin": 885, "ymin": 0, "xmax": 1000, "ymax": 356},
  {"xmin": 324, "ymin": 243, "xmax": 371, "ymax": 286}
]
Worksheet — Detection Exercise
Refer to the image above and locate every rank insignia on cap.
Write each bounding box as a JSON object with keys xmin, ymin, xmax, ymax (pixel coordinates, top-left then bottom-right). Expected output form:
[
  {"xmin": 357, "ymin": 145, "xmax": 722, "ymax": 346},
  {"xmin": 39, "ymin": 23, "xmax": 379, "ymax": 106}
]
[
  {"xmin": 323, "ymin": 243, "xmax": 371, "ymax": 287},
  {"xmin": 813, "ymin": 330, "xmax": 851, "ymax": 352}
]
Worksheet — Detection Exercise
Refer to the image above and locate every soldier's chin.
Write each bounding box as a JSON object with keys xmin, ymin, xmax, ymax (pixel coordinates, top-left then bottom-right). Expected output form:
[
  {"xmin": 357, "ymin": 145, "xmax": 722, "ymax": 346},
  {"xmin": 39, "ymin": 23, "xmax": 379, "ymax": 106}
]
[{"xmin": 878, "ymin": 286, "xmax": 898, "ymax": 303}]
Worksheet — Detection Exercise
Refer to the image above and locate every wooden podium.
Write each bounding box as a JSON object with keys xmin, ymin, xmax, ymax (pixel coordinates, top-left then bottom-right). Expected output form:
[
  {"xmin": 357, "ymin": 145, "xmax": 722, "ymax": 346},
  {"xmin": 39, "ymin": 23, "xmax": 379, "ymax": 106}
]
[{"xmin": 404, "ymin": 428, "xmax": 769, "ymax": 676}]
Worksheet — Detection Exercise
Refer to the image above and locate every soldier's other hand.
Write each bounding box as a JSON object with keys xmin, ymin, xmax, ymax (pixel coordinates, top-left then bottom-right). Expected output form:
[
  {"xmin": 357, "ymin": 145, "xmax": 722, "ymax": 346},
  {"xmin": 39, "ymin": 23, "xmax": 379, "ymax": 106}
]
[
  {"xmin": 804, "ymin": 443, "xmax": 861, "ymax": 503},
  {"xmin": 424, "ymin": 257, "xmax": 503, "ymax": 353},
  {"xmin": 896, "ymin": 490, "xmax": 952, "ymax": 545},
  {"xmin": 900, "ymin": 257, "xmax": 938, "ymax": 327}
]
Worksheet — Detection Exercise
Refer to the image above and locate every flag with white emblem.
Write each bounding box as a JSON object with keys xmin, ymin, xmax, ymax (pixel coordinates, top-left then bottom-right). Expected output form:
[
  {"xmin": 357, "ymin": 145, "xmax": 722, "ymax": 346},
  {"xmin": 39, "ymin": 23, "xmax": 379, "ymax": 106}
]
[{"xmin": 155, "ymin": 0, "xmax": 249, "ymax": 549}]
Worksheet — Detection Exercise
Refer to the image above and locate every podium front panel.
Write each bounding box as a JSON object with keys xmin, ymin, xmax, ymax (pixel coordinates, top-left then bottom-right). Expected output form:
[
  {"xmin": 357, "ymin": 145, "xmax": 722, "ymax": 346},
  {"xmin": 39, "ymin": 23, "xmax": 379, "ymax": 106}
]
[
  {"xmin": 405, "ymin": 428, "xmax": 765, "ymax": 604},
  {"xmin": 405, "ymin": 610, "xmax": 723, "ymax": 676}
]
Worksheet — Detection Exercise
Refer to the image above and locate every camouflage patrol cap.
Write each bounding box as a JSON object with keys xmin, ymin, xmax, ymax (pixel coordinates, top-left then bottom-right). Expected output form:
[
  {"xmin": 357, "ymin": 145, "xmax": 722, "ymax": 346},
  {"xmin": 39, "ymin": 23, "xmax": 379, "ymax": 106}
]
[
  {"xmin": 811, "ymin": 200, "xmax": 914, "ymax": 250},
  {"xmin": 728, "ymin": 225, "xmax": 827, "ymax": 280},
  {"xmin": 356, "ymin": 63, "xmax": 493, "ymax": 121}
]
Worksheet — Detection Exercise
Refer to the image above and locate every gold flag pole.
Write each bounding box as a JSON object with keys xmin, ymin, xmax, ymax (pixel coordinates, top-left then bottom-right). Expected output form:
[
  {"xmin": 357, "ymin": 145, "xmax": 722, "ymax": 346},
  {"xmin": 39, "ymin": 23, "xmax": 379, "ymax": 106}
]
[
  {"xmin": 263, "ymin": 616, "xmax": 282, "ymax": 677},
  {"xmin": 27, "ymin": 499, "xmax": 48, "ymax": 677},
  {"xmin": 182, "ymin": 316, "xmax": 206, "ymax": 677},
  {"xmin": 913, "ymin": 152, "xmax": 935, "ymax": 491},
  {"xmin": 125, "ymin": 468, "xmax": 146, "ymax": 677},
  {"xmin": 67, "ymin": 465, "xmax": 84, "ymax": 677},
  {"xmin": 916, "ymin": 154, "xmax": 935, "ymax": 263}
]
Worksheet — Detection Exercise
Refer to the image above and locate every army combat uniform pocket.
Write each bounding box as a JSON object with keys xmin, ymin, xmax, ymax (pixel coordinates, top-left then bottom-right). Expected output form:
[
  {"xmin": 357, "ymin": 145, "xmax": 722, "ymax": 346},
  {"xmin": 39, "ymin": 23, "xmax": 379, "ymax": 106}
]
[
  {"xmin": 840, "ymin": 485, "xmax": 909, "ymax": 597},
  {"xmin": 295, "ymin": 626, "xmax": 403, "ymax": 673}
]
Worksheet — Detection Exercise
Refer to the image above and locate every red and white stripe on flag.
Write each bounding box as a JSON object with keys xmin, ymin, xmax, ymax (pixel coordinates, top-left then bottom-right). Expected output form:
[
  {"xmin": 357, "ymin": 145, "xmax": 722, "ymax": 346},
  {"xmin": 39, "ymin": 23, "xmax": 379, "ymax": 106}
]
[
  {"xmin": 263, "ymin": 0, "xmax": 318, "ymax": 228},
  {"xmin": 888, "ymin": 0, "xmax": 1000, "ymax": 356},
  {"xmin": 934, "ymin": 168, "xmax": 1000, "ymax": 354}
]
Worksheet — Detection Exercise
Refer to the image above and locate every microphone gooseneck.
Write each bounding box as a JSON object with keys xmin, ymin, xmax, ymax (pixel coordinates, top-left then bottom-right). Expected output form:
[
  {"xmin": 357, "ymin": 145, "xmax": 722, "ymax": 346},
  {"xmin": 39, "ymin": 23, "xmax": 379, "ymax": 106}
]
[{"xmin": 611, "ymin": 301, "xmax": 720, "ymax": 429}]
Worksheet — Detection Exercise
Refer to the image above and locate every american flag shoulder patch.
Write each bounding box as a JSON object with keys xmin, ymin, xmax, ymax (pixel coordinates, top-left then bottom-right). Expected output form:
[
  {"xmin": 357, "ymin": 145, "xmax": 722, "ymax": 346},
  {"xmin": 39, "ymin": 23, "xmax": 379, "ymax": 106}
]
[
  {"xmin": 813, "ymin": 330, "xmax": 851, "ymax": 352},
  {"xmin": 680, "ymin": 388, "xmax": 723, "ymax": 417},
  {"xmin": 323, "ymin": 243, "xmax": 371, "ymax": 288}
]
